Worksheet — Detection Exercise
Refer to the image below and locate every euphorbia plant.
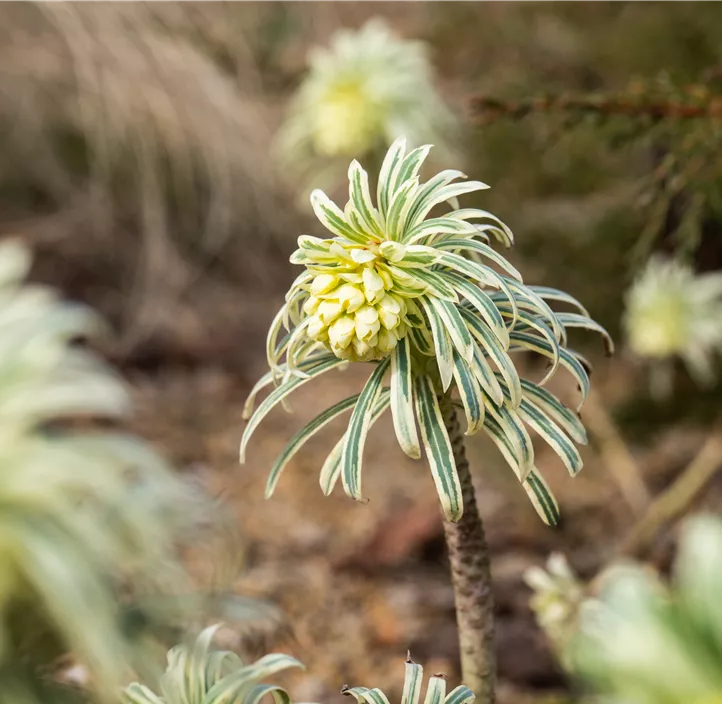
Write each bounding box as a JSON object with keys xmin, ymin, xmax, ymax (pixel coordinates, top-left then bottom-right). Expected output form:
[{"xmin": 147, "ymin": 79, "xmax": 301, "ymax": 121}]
[{"xmin": 241, "ymin": 137, "xmax": 611, "ymax": 702}]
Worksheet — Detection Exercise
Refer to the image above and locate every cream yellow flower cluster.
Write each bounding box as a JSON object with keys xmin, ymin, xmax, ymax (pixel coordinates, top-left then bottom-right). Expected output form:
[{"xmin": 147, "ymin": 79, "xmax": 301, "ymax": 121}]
[{"xmin": 299, "ymin": 237, "xmax": 422, "ymax": 361}]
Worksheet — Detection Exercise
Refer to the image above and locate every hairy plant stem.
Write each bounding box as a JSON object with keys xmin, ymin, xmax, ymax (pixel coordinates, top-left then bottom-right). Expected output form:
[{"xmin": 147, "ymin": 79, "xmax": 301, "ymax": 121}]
[{"xmin": 439, "ymin": 394, "xmax": 495, "ymax": 703}]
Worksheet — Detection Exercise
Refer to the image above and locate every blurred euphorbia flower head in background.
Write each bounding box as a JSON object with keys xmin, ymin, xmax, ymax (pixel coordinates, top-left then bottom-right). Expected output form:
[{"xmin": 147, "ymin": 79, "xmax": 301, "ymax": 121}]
[
  {"xmin": 277, "ymin": 19, "xmax": 458, "ymax": 195},
  {"xmin": 624, "ymin": 256, "xmax": 722, "ymax": 396}
]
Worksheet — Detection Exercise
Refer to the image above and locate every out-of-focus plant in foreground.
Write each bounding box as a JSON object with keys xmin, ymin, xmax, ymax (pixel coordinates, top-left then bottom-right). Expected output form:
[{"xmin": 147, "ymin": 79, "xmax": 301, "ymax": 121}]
[
  {"xmin": 277, "ymin": 19, "xmax": 457, "ymax": 195},
  {"xmin": 573, "ymin": 514, "xmax": 722, "ymax": 704},
  {"xmin": 0, "ymin": 239, "xmax": 195, "ymax": 702},
  {"xmin": 124, "ymin": 624, "xmax": 304, "ymax": 704},
  {"xmin": 625, "ymin": 255, "xmax": 722, "ymax": 396}
]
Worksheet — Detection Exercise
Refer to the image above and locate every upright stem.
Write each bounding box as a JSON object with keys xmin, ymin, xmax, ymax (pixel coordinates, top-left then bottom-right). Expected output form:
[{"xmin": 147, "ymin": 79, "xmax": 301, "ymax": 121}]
[{"xmin": 439, "ymin": 394, "xmax": 496, "ymax": 703}]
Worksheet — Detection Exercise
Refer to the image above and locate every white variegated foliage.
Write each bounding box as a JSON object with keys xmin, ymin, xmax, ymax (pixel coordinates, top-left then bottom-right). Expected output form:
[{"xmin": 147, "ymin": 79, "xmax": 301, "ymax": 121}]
[
  {"xmin": 0, "ymin": 239, "xmax": 193, "ymax": 700},
  {"xmin": 342, "ymin": 656, "xmax": 474, "ymax": 704},
  {"xmin": 124, "ymin": 625, "xmax": 304, "ymax": 704},
  {"xmin": 241, "ymin": 138, "xmax": 612, "ymax": 524}
]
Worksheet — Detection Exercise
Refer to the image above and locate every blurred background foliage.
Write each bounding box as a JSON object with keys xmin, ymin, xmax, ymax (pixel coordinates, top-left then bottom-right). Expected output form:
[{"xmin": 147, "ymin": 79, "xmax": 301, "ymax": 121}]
[{"xmin": 1, "ymin": 2, "xmax": 722, "ymax": 703}]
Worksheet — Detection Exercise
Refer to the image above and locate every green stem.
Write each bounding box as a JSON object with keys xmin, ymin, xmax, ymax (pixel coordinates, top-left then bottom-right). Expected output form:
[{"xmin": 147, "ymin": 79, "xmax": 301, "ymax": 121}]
[{"xmin": 439, "ymin": 394, "xmax": 496, "ymax": 703}]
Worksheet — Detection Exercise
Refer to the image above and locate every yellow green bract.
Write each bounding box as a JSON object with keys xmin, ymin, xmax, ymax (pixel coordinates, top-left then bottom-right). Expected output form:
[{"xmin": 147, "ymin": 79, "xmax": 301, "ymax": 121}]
[
  {"xmin": 241, "ymin": 138, "xmax": 613, "ymax": 524},
  {"xmin": 124, "ymin": 624, "xmax": 303, "ymax": 704}
]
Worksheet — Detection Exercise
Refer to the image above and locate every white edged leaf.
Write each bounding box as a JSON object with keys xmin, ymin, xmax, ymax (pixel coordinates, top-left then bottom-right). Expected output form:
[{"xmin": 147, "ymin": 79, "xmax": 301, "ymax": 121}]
[
  {"xmin": 445, "ymin": 686, "xmax": 475, "ymax": 704},
  {"xmin": 520, "ymin": 379, "xmax": 587, "ymax": 445},
  {"xmin": 349, "ymin": 160, "xmax": 384, "ymax": 238},
  {"xmin": 429, "ymin": 297, "xmax": 474, "ymax": 362},
  {"xmin": 420, "ymin": 298, "xmax": 454, "ymax": 392},
  {"xmin": 483, "ymin": 398, "xmax": 534, "ymax": 480},
  {"xmin": 452, "ymin": 353, "xmax": 484, "ymax": 435},
  {"xmin": 423, "ymin": 674, "xmax": 447, "ymax": 704},
  {"xmin": 414, "ymin": 374, "xmax": 463, "ymax": 522},
  {"xmin": 401, "ymin": 660, "xmax": 424, "ymax": 704},
  {"xmin": 390, "ymin": 337, "xmax": 421, "ymax": 459},
  {"xmin": 556, "ymin": 312, "xmax": 615, "ymax": 355},
  {"xmin": 523, "ymin": 469, "xmax": 560, "ymax": 526},
  {"xmin": 436, "ymin": 238, "xmax": 523, "ymax": 282},
  {"xmin": 529, "ymin": 285, "xmax": 590, "ymax": 317},
  {"xmin": 378, "ymin": 136, "xmax": 407, "ymax": 219},
  {"xmin": 310, "ymin": 189, "xmax": 368, "ymax": 244}
]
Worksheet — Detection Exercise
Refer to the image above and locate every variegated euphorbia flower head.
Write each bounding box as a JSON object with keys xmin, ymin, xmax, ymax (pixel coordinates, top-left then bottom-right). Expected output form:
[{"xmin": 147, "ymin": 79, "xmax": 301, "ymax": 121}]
[
  {"xmin": 625, "ymin": 256, "xmax": 722, "ymax": 391},
  {"xmin": 241, "ymin": 138, "xmax": 613, "ymax": 524},
  {"xmin": 277, "ymin": 19, "xmax": 456, "ymax": 191}
]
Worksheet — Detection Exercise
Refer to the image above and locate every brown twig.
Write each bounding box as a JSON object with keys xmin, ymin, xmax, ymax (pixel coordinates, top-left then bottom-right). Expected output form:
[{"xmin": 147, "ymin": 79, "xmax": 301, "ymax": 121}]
[
  {"xmin": 582, "ymin": 389, "xmax": 651, "ymax": 517},
  {"xmin": 619, "ymin": 428, "xmax": 722, "ymax": 557},
  {"xmin": 470, "ymin": 94, "xmax": 722, "ymax": 125}
]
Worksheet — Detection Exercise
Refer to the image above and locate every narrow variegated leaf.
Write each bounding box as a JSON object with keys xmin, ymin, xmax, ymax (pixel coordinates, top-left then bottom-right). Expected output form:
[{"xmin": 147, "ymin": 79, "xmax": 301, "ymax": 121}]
[
  {"xmin": 342, "ymin": 359, "xmax": 390, "ymax": 500},
  {"xmin": 405, "ymin": 217, "xmax": 475, "ymax": 244},
  {"xmin": 556, "ymin": 312, "xmax": 615, "ymax": 355},
  {"xmin": 523, "ymin": 469, "xmax": 560, "ymax": 526},
  {"xmin": 349, "ymin": 160, "xmax": 384, "ymax": 238},
  {"xmin": 124, "ymin": 684, "xmax": 164, "ymax": 704},
  {"xmin": 483, "ymin": 398, "xmax": 534, "ymax": 480},
  {"xmin": 343, "ymin": 687, "xmax": 392, "ymax": 704},
  {"xmin": 395, "ymin": 144, "xmax": 433, "ymax": 192},
  {"xmin": 409, "ymin": 325, "xmax": 434, "ymax": 355},
  {"xmin": 240, "ymin": 355, "xmax": 344, "ymax": 462},
  {"xmin": 437, "ymin": 251, "xmax": 518, "ymax": 325},
  {"xmin": 446, "ymin": 270, "xmax": 509, "ymax": 348},
  {"xmin": 503, "ymin": 278, "xmax": 565, "ymax": 344},
  {"xmin": 429, "ymin": 297, "xmax": 474, "ymax": 362},
  {"xmin": 386, "ymin": 177, "xmax": 420, "ymax": 241},
  {"xmin": 320, "ymin": 390, "xmax": 390, "ymax": 495},
  {"xmin": 452, "ymin": 352, "xmax": 484, "ymax": 434},
  {"xmin": 410, "ymin": 181, "xmax": 490, "ymax": 229},
  {"xmin": 407, "ymin": 267, "xmax": 458, "ymax": 302},
  {"xmin": 378, "ymin": 136, "xmax": 407, "ymax": 219},
  {"xmin": 245, "ymin": 684, "xmax": 293, "ymax": 704},
  {"xmin": 468, "ymin": 340, "xmax": 505, "ymax": 406},
  {"xmin": 401, "ymin": 660, "xmax": 424, "ymax": 704},
  {"xmin": 205, "ymin": 654, "xmax": 304, "ymax": 703},
  {"xmin": 390, "ymin": 337, "xmax": 421, "ymax": 458},
  {"xmin": 520, "ymin": 379, "xmax": 587, "ymax": 445},
  {"xmin": 436, "ymin": 238, "xmax": 522, "ymax": 282},
  {"xmin": 459, "ymin": 306, "xmax": 521, "ymax": 407},
  {"xmin": 420, "ymin": 298, "xmax": 454, "ymax": 392},
  {"xmin": 509, "ymin": 331, "xmax": 590, "ymax": 410},
  {"xmin": 452, "ymin": 208, "xmax": 515, "ymax": 247},
  {"xmin": 395, "ymin": 244, "xmax": 441, "ymax": 268},
  {"xmin": 444, "ymin": 685, "xmax": 475, "ymax": 704},
  {"xmin": 266, "ymin": 394, "xmax": 360, "ymax": 497},
  {"xmin": 423, "ymin": 675, "xmax": 447, "ymax": 704},
  {"xmin": 529, "ymin": 285, "xmax": 590, "ymax": 317},
  {"xmin": 483, "ymin": 412, "xmax": 524, "ymax": 478},
  {"xmin": 415, "ymin": 374, "xmax": 462, "ymax": 521},
  {"xmin": 310, "ymin": 189, "xmax": 368, "ymax": 244}
]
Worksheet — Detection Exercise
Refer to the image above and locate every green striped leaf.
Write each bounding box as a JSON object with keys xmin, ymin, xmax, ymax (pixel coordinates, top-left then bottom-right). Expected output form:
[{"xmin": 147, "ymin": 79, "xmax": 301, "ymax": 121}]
[
  {"xmin": 503, "ymin": 278, "xmax": 565, "ymax": 344},
  {"xmin": 415, "ymin": 374, "xmax": 462, "ymax": 521},
  {"xmin": 409, "ymin": 325, "xmax": 434, "ymax": 356},
  {"xmin": 349, "ymin": 160, "xmax": 384, "ymax": 238},
  {"xmin": 266, "ymin": 394, "xmax": 360, "ymax": 497},
  {"xmin": 469, "ymin": 340, "xmax": 505, "ymax": 406},
  {"xmin": 310, "ymin": 189, "xmax": 368, "ymax": 244},
  {"xmin": 420, "ymin": 298, "xmax": 455, "ymax": 392},
  {"xmin": 523, "ymin": 469, "xmax": 560, "ymax": 526},
  {"xmin": 556, "ymin": 312, "xmax": 615, "ymax": 355},
  {"xmin": 445, "ymin": 686, "xmax": 475, "ymax": 704},
  {"xmin": 378, "ymin": 136, "xmax": 407, "ymax": 219},
  {"xmin": 410, "ymin": 180, "xmax": 490, "ymax": 228},
  {"xmin": 529, "ymin": 285, "xmax": 590, "ymax": 317},
  {"xmin": 516, "ymin": 392, "xmax": 583, "ymax": 476},
  {"xmin": 343, "ymin": 687, "xmax": 392, "ymax": 704},
  {"xmin": 124, "ymin": 684, "xmax": 163, "ymax": 704},
  {"xmin": 445, "ymin": 270, "xmax": 509, "ymax": 349},
  {"xmin": 205, "ymin": 654, "xmax": 303, "ymax": 703},
  {"xmin": 452, "ymin": 352, "xmax": 484, "ymax": 435},
  {"xmin": 405, "ymin": 217, "xmax": 475, "ymax": 244},
  {"xmin": 240, "ymin": 355, "xmax": 344, "ymax": 462},
  {"xmin": 459, "ymin": 306, "xmax": 522, "ymax": 407},
  {"xmin": 520, "ymin": 379, "xmax": 587, "ymax": 445},
  {"xmin": 342, "ymin": 359, "xmax": 390, "ymax": 500},
  {"xmin": 436, "ymin": 251, "xmax": 518, "ymax": 325},
  {"xmin": 245, "ymin": 684, "xmax": 293, "ymax": 704},
  {"xmin": 395, "ymin": 144, "xmax": 433, "ymax": 193},
  {"xmin": 390, "ymin": 337, "xmax": 421, "ymax": 459},
  {"xmin": 509, "ymin": 331, "xmax": 590, "ymax": 410},
  {"xmin": 401, "ymin": 660, "xmax": 424, "ymax": 704},
  {"xmin": 436, "ymin": 238, "xmax": 523, "ymax": 282},
  {"xmin": 429, "ymin": 297, "xmax": 474, "ymax": 363},
  {"xmin": 405, "ymin": 169, "xmax": 467, "ymax": 230},
  {"xmin": 423, "ymin": 675, "xmax": 447, "ymax": 704},
  {"xmin": 483, "ymin": 398, "xmax": 534, "ymax": 480},
  {"xmin": 483, "ymin": 412, "xmax": 524, "ymax": 478},
  {"xmin": 386, "ymin": 177, "xmax": 420, "ymax": 242},
  {"xmin": 407, "ymin": 267, "xmax": 458, "ymax": 301},
  {"xmin": 320, "ymin": 390, "xmax": 390, "ymax": 495},
  {"xmin": 452, "ymin": 208, "xmax": 515, "ymax": 247}
]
